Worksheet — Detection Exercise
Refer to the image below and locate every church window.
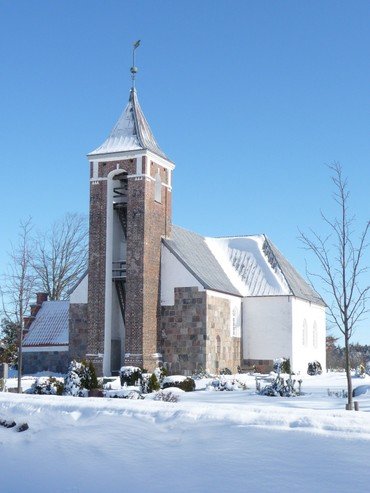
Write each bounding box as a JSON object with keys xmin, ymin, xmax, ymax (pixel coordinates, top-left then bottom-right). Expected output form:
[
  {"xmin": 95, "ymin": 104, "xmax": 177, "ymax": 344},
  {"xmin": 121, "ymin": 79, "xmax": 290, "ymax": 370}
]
[
  {"xmin": 216, "ymin": 335, "xmax": 221, "ymax": 356},
  {"xmin": 155, "ymin": 170, "xmax": 162, "ymax": 203},
  {"xmin": 302, "ymin": 320, "xmax": 308, "ymax": 346},
  {"xmin": 231, "ymin": 305, "xmax": 241, "ymax": 337},
  {"xmin": 313, "ymin": 322, "xmax": 318, "ymax": 348}
]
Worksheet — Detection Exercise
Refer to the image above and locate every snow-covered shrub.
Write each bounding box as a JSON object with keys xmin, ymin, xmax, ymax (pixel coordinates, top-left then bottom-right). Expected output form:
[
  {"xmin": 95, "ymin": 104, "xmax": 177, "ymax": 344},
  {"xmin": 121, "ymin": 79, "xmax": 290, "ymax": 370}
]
[
  {"xmin": 154, "ymin": 390, "xmax": 179, "ymax": 402},
  {"xmin": 64, "ymin": 360, "xmax": 98, "ymax": 397},
  {"xmin": 154, "ymin": 366, "xmax": 168, "ymax": 382},
  {"xmin": 220, "ymin": 368, "xmax": 232, "ymax": 375},
  {"xmin": 119, "ymin": 366, "xmax": 142, "ymax": 387},
  {"xmin": 273, "ymin": 358, "xmax": 291, "ymax": 374},
  {"xmin": 192, "ymin": 368, "xmax": 213, "ymax": 379},
  {"xmin": 141, "ymin": 367, "xmax": 167, "ymax": 393},
  {"xmin": 29, "ymin": 377, "xmax": 64, "ymax": 395},
  {"xmin": 259, "ymin": 375, "xmax": 300, "ymax": 397},
  {"xmin": 127, "ymin": 390, "xmax": 144, "ymax": 400},
  {"xmin": 327, "ymin": 388, "xmax": 348, "ymax": 398},
  {"xmin": 162, "ymin": 375, "xmax": 196, "ymax": 392},
  {"xmin": 208, "ymin": 377, "xmax": 244, "ymax": 391},
  {"xmin": 355, "ymin": 364, "xmax": 366, "ymax": 378},
  {"xmin": 307, "ymin": 361, "xmax": 322, "ymax": 376}
]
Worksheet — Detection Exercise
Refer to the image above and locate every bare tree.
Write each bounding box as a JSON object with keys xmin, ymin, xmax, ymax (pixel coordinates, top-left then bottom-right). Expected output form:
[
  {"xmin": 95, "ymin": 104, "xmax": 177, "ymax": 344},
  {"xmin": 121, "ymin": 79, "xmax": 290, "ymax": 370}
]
[
  {"xmin": 0, "ymin": 217, "xmax": 36, "ymax": 392},
  {"xmin": 32, "ymin": 213, "xmax": 88, "ymax": 300},
  {"xmin": 300, "ymin": 163, "xmax": 370, "ymax": 410}
]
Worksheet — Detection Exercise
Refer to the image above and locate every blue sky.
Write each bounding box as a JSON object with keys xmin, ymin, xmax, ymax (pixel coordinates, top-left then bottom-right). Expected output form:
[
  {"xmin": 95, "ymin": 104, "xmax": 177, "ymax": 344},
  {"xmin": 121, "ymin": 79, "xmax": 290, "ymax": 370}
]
[{"xmin": 1, "ymin": 1, "xmax": 369, "ymax": 343}]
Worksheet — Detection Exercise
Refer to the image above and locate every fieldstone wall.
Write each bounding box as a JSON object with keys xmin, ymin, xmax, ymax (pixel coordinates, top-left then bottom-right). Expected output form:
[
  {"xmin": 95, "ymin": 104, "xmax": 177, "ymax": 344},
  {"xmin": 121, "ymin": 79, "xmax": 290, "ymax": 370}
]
[
  {"xmin": 160, "ymin": 287, "xmax": 207, "ymax": 375},
  {"xmin": 69, "ymin": 303, "xmax": 88, "ymax": 362},
  {"xmin": 206, "ymin": 293, "xmax": 241, "ymax": 374},
  {"xmin": 23, "ymin": 350, "xmax": 70, "ymax": 375}
]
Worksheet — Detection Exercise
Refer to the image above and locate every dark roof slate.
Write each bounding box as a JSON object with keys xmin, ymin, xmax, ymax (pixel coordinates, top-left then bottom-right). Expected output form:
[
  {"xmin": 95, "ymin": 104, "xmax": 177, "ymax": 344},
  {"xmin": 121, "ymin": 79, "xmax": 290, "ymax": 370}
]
[
  {"xmin": 163, "ymin": 226, "xmax": 241, "ymax": 297},
  {"xmin": 23, "ymin": 301, "xmax": 69, "ymax": 347}
]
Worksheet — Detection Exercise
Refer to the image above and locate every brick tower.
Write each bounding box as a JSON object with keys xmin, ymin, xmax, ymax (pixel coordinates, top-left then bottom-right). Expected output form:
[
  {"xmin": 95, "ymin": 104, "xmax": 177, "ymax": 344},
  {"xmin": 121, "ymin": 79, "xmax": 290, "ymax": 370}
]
[{"xmin": 86, "ymin": 83, "xmax": 174, "ymax": 375}]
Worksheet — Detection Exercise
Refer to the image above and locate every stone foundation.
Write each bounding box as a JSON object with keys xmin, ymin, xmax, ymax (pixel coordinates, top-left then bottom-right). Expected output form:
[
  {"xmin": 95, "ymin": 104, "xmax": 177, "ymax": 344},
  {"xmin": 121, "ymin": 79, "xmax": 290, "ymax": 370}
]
[
  {"xmin": 161, "ymin": 287, "xmax": 207, "ymax": 375},
  {"xmin": 160, "ymin": 287, "xmax": 242, "ymax": 375},
  {"xmin": 23, "ymin": 350, "xmax": 70, "ymax": 375},
  {"xmin": 206, "ymin": 293, "xmax": 241, "ymax": 374}
]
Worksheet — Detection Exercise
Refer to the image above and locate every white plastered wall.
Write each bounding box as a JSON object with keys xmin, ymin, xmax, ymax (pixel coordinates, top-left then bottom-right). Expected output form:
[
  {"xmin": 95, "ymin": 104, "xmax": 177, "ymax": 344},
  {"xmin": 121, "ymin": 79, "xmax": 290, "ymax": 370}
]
[
  {"xmin": 160, "ymin": 244, "xmax": 204, "ymax": 305},
  {"xmin": 243, "ymin": 296, "xmax": 293, "ymax": 363},
  {"xmin": 69, "ymin": 274, "xmax": 88, "ymax": 304},
  {"xmin": 291, "ymin": 298, "xmax": 326, "ymax": 374}
]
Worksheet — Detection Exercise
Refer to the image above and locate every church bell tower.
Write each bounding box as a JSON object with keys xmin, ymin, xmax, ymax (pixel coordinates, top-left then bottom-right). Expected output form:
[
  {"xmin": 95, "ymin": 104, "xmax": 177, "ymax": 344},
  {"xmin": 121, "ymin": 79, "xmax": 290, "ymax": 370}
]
[{"xmin": 86, "ymin": 48, "xmax": 174, "ymax": 375}]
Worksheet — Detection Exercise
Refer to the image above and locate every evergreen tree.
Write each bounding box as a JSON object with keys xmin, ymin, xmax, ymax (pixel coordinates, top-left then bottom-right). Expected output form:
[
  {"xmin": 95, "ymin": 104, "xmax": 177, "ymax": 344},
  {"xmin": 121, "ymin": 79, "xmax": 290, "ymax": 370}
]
[{"xmin": 0, "ymin": 318, "xmax": 18, "ymax": 365}]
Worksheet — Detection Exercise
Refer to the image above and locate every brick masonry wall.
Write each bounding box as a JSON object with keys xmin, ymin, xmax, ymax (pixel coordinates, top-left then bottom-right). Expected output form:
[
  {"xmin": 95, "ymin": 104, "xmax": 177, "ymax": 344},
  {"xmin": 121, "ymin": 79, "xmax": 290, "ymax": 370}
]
[
  {"xmin": 69, "ymin": 303, "xmax": 88, "ymax": 362},
  {"xmin": 206, "ymin": 293, "xmax": 241, "ymax": 374},
  {"xmin": 87, "ymin": 156, "xmax": 172, "ymax": 374},
  {"xmin": 125, "ymin": 157, "xmax": 172, "ymax": 370},
  {"xmin": 160, "ymin": 287, "xmax": 207, "ymax": 375},
  {"xmin": 87, "ymin": 158, "xmax": 136, "ymax": 374},
  {"xmin": 23, "ymin": 350, "xmax": 70, "ymax": 375}
]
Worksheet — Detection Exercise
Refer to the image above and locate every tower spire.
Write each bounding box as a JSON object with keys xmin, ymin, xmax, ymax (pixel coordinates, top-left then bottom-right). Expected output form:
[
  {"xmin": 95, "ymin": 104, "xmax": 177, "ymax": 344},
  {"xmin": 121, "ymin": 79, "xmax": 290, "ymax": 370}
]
[{"xmin": 130, "ymin": 40, "xmax": 141, "ymax": 88}]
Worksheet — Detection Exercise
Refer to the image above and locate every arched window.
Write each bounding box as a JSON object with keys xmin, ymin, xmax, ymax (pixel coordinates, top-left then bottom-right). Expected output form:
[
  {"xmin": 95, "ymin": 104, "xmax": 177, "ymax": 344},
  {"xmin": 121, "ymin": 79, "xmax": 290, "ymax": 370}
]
[
  {"xmin": 155, "ymin": 170, "xmax": 162, "ymax": 203},
  {"xmin": 231, "ymin": 306, "xmax": 241, "ymax": 337},
  {"xmin": 302, "ymin": 320, "xmax": 308, "ymax": 346},
  {"xmin": 313, "ymin": 322, "xmax": 318, "ymax": 348}
]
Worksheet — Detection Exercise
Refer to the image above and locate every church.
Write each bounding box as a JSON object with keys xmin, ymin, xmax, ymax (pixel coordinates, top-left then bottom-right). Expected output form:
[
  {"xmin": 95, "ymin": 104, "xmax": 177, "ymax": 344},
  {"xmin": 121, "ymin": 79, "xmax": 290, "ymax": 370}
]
[{"xmin": 22, "ymin": 67, "xmax": 326, "ymax": 377}]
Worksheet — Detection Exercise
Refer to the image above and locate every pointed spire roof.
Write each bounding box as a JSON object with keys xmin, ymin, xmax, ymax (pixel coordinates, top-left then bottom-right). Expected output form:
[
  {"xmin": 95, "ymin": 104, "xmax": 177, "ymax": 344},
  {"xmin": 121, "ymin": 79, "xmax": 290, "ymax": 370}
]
[{"xmin": 88, "ymin": 88, "xmax": 168, "ymax": 160}]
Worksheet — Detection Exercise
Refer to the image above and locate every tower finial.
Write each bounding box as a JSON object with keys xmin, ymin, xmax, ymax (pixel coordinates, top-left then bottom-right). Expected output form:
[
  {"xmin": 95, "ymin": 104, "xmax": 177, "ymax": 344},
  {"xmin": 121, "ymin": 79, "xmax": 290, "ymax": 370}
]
[{"xmin": 130, "ymin": 40, "xmax": 141, "ymax": 88}]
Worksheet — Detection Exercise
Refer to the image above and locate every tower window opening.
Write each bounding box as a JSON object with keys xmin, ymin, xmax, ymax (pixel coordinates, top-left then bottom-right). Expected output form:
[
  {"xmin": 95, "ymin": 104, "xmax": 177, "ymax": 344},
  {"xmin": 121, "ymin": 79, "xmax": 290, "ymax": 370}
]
[{"xmin": 155, "ymin": 170, "xmax": 162, "ymax": 203}]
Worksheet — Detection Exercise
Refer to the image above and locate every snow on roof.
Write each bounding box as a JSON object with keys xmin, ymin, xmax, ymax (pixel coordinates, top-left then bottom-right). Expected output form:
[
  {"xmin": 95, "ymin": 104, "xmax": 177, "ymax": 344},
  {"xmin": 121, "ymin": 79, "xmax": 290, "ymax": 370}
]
[
  {"xmin": 88, "ymin": 88, "xmax": 168, "ymax": 160},
  {"xmin": 23, "ymin": 301, "xmax": 69, "ymax": 347},
  {"xmin": 163, "ymin": 226, "xmax": 241, "ymax": 297},
  {"xmin": 164, "ymin": 226, "xmax": 325, "ymax": 305},
  {"xmin": 205, "ymin": 235, "xmax": 290, "ymax": 297}
]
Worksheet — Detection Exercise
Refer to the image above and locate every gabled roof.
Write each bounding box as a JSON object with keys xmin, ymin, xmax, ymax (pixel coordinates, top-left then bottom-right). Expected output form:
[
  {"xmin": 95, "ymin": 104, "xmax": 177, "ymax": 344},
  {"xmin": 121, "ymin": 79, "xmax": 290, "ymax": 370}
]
[
  {"xmin": 163, "ymin": 226, "xmax": 241, "ymax": 297},
  {"xmin": 266, "ymin": 239, "xmax": 326, "ymax": 306},
  {"xmin": 88, "ymin": 88, "xmax": 168, "ymax": 160},
  {"xmin": 163, "ymin": 225, "xmax": 325, "ymax": 306},
  {"xmin": 23, "ymin": 301, "xmax": 69, "ymax": 347}
]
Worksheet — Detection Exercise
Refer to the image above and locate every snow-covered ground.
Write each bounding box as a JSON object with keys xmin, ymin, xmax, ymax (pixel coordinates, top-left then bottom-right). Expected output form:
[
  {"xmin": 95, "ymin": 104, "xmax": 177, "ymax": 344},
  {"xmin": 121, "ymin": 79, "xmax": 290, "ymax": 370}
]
[{"xmin": 1, "ymin": 372, "xmax": 370, "ymax": 493}]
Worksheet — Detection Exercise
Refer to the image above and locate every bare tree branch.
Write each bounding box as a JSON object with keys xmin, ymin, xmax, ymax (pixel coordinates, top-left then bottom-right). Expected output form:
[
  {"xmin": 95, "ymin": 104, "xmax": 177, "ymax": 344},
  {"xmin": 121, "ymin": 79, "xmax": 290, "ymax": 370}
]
[
  {"xmin": 32, "ymin": 213, "xmax": 88, "ymax": 300},
  {"xmin": 299, "ymin": 162, "xmax": 369, "ymax": 410}
]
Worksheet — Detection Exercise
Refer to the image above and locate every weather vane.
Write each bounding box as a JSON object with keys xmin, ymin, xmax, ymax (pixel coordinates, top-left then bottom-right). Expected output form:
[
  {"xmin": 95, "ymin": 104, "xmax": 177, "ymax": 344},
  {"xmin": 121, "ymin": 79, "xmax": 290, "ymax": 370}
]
[{"xmin": 130, "ymin": 40, "xmax": 141, "ymax": 87}]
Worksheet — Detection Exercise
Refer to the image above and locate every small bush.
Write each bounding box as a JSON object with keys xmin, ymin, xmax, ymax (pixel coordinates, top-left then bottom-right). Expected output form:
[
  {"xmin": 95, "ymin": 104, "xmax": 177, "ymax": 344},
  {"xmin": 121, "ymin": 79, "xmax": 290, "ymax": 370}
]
[
  {"xmin": 147, "ymin": 373, "xmax": 160, "ymax": 393},
  {"xmin": 259, "ymin": 374, "xmax": 300, "ymax": 397},
  {"xmin": 80, "ymin": 360, "xmax": 99, "ymax": 390},
  {"xmin": 64, "ymin": 360, "xmax": 98, "ymax": 396},
  {"xmin": 220, "ymin": 368, "xmax": 232, "ymax": 375},
  {"xmin": 154, "ymin": 366, "xmax": 168, "ymax": 382},
  {"xmin": 119, "ymin": 366, "xmax": 142, "ymax": 386},
  {"xmin": 192, "ymin": 368, "xmax": 213, "ymax": 379},
  {"xmin": 355, "ymin": 364, "xmax": 366, "ymax": 378},
  {"xmin": 307, "ymin": 361, "xmax": 322, "ymax": 376},
  {"xmin": 29, "ymin": 377, "xmax": 64, "ymax": 396},
  {"xmin": 162, "ymin": 376, "xmax": 196, "ymax": 392},
  {"xmin": 273, "ymin": 358, "xmax": 291, "ymax": 374},
  {"xmin": 154, "ymin": 390, "xmax": 179, "ymax": 402}
]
